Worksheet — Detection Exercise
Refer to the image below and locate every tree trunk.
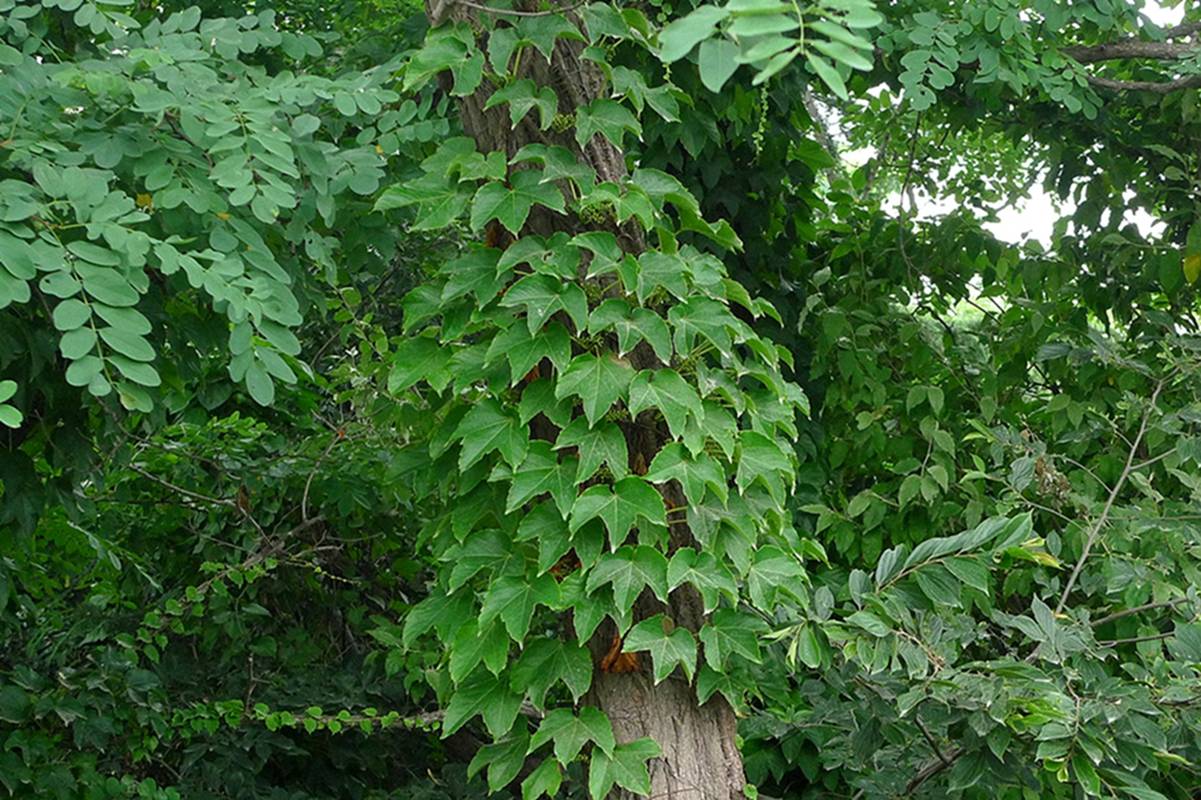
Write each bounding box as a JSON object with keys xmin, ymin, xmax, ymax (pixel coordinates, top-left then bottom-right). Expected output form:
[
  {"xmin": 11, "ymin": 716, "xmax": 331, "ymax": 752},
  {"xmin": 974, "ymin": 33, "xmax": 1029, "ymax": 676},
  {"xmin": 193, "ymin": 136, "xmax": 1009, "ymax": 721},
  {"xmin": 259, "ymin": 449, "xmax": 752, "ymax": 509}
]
[{"xmin": 424, "ymin": 3, "xmax": 747, "ymax": 798}]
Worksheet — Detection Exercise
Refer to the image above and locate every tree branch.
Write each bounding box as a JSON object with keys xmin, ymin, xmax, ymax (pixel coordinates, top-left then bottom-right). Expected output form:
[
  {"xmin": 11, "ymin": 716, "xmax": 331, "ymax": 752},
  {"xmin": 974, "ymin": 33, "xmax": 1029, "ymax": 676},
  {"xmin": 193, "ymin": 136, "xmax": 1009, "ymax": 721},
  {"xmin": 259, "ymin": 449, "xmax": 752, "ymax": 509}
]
[
  {"xmin": 1082, "ymin": 73, "xmax": 1201, "ymax": 93},
  {"xmin": 1091, "ymin": 597, "xmax": 1188, "ymax": 628},
  {"xmin": 1064, "ymin": 40, "xmax": 1196, "ymax": 63},
  {"xmin": 1055, "ymin": 380, "xmax": 1164, "ymax": 614}
]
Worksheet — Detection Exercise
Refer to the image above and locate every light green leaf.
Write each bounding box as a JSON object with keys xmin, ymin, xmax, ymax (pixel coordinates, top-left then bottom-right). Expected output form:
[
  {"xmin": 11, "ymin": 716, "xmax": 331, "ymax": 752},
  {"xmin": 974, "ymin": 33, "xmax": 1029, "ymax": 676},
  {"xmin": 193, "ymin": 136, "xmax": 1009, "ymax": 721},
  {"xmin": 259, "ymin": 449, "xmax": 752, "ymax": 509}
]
[
  {"xmin": 453, "ymin": 397, "xmax": 529, "ymax": 470},
  {"xmin": 471, "ymin": 171, "xmax": 565, "ymax": 234},
  {"xmin": 569, "ymin": 476, "xmax": 666, "ymax": 548},
  {"xmin": 574, "ymin": 99, "xmax": 642, "ymax": 149},
  {"xmin": 698, "ymin": 38, "xmax": 739, "ymax": 92},
  {"xmin": 442, "ymin": 670, "xmax": 523, "ymax": 738},
  {"xmin": 555, "ymin": 353, "xmax": 635, "ymax": 426},
  {"xmin": 511, "ymin": 638, "xmax": 593, "ymax": 707},
  {"xmin": 628, "ymin": 369, "xmax": 703, "ymax": 439},
  {"xmin": 554, "ymin": 417, "xmax": 628, "ymax": 483},
  {"xmin": 530, "ymin": 707, "xmax": 615, "ymax": 764},
  {"xmin": 585, "ymin": 544, "xmax": 669, "ymax": 614},
  {"xmin": 623, "ymin": 615, "xmax": 697, "ymax": 683},
  {"xmin": 659, "ymin": 5, "xmax": 728, "ymax": 62},
  {"xmin": 479, "ymin": 574, "xmax": 559, "ymax": 642}
]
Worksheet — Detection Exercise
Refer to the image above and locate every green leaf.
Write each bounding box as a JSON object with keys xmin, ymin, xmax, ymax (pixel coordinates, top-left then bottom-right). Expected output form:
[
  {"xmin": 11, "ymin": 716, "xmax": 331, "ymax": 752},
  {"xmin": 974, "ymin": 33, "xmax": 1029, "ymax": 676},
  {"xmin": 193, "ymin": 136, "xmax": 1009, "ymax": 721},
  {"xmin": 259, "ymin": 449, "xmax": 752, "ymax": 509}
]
[
  {"xmin": 575, "ymin": 99, "xmax": 642, "ymax": 149},
  {"xmin": 623, "ymin": 615, "xmax": 697, "ymax": 683},
  {"xmin": 659, "ymin": 5, "xmax": 729, "ymax": 62},
  {"xmin": 645, "ymin": 444, "xmax": 728, "ymax": 506},
  {"xmin": 585, "ymin": 545, "xmax": 669, "ymax": 614},
  {"xmin": 569, "ymin": 476, "xmax": 666, "ymax": 548},
  {"xmin": 484, "ymin": 79, "xmax": 558, "ymax": 129},
  {"xmin": 479, "ymin": 574, "xmax": 560, "ymax": 642},
  {"xmin": 388, "ymin": 335, "xmax": 451, "ymax": 393},
  {"xmin": 505, "ymin": 441, "xmax": 579, "ymax": 516},
  {"xmin": 554, "ymin": 417, "xmax": 628, "ymax": 483},
  {"xmin": 698, "ymin": 38, "xmax": 739, "ymax": 92},
  {"xmin": 698, "ymin": 608, "xmax": 763, "ymax": 669},
  {"xmin": 530, "ymin": 707, "xmax": 615, "ymax": 764},
  {"xmin": 746, "ymin": 545, "xmax": 803, "ymax": 609},
  {"xmin": 498, "ymin": 274, "xmax": 589, "ymax": 334},
  {"xmin": 555, "ymin": 354, "xmax": 635, "ymax": 426},
  {"xmin": 449, "ymin": 620, "xmax": 511, "ymax": 682},
  {"xmin": 442, "ymin": 670, "xmax": 523, "ymax": 738},
  {"xmin": 0, "ymin": 381, "xmax": 16, "ymax": 404},
  {"xmin": 588, "ymin": 299, "xmax": 673, "ymax": 362},
  {"xmin": 667, "ymin": 548, "xmax": 737, "ymax": 612},
  {"xmin": 628, "ymin": 369, "xmax": 704, "ymax": 439},
  {"xmin": 468, "ymin": 732, "xmax": 530, "ymax": 793},
  {"xmin": 522, "ymin": 759, "xmax": 562, "ymax": 800},
  {"xmin": 471, "ymin": 171, "xmax": 566, "ymax": 235},
  {"xmin": 453, "ymin": 397, "xmax": 529, "ymax": 470},
  {"xmin": 735, "ymin": 430, "xmax": 792, "ymax": 496},
  {"xmin": 807, "ymin": 54, "xmax": 848, "ymax": 99},
  {"xmin": 511, "ymin": 638, "xmax": 593, "ymax": 707},
  {"xmin": 53, "ymin": 299, "xmax": 91, "ymax": 331},
  {"xmin": 487, "ymin": 321, "xmax": 572, "ymax": 384},
  {"xmin": 588, "ymin": 738, "xmax": 661, "ymax": 799},
  {"xmin": 846, "ymin": 610, "xmax": 891, "ymax": 637}
]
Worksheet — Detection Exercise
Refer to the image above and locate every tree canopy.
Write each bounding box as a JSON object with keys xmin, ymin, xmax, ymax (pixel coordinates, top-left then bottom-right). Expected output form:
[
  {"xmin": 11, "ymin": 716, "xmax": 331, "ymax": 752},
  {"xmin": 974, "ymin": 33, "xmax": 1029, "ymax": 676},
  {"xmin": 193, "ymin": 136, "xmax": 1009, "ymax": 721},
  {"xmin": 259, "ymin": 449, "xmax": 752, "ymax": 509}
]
[{"xmin": 2, "ymin": 0, "xmax": 1201, "ymax": 798}]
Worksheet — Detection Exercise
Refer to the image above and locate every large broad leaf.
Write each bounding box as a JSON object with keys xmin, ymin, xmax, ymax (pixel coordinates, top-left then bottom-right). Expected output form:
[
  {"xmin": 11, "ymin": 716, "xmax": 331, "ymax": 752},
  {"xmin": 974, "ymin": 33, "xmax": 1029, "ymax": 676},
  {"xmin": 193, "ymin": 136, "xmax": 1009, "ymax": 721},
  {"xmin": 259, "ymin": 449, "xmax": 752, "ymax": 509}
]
[
  {"xmin": 471, "ymin": 170, "xmax": 565, "ymax": 234},
  {"xmin": 588, "ymin": 298, "xmax": 672, "ymax": 362},
  {"xmin": 529, "ymin": 707, "xmax": 615, "ymax": 764},
  {"xmin": 627, "ymin": 369, "xmax": 703, "ymax": 439},
  {"xmin": 505, "ymin": 441, "xmax": 579, "ymax": 516},
  {"xmin": 453, "ymin": 397, "xmax": 529, "ymax": 470},
  {"xmin": 746, "ymin": 545, "xmax": 804, "ymax": 610},
  {"xmin": 467, "ymin": 732, "xmax": 530, "ymax": 793},
  {"xmin": 479, "ymin": 574, "xmax": 560, "ymax": 642},
  {"xmin": 554, "ymin": 417, "xmax": 628, "ymax": 483},
  {"xmin": 555, "ymin": 353, "xmax": 635, "ymax": 426},
  {"xmin": 569, "ymin": 476, "xmax": 665, "ymax": 548},
  {"xmin": 511, "ymin": 638, "xmax": 593, "ymax": 708},
  {"xmin": 666, "ymin": 547, "xmax": 737, "ymax": 612},
  {"xmin": 588, "ymin": 739, "xmax": 661, "ymax": 800},
  {"xmin": 498, "ymin": 274, "xmax": 588, "ymax": 334},
  {"xmin": 585, "ymin": 545, "xmax": 669, "ymax": 614},
  {"xmin": 483, "ymin": 78, "xmax": 558, "ymax": 129},
  {"xmin": 697, "ymin": 608, "xmax": 763, "ymax": 670},
  {"xmin": 623, "ymin": 615, "xmax": 697, "ymax": 683},
  {"xmin": 388, "ymin": 335, "xmax": 451, "ymax": 393},
  {"xmin": 486, "ymin": 320, "xmax": 572, "ymax": 383},
  {"xmin": 449, "ymin": 619, "xmax": 511, "ymax": 682},
  {"xmin": 645, "ymin": 443, "xmax": 728, "ymax": 506},
  {"xmin": 659, "ymin": 5, "xmax": 729, "ymax": 62},
  {"xmin": 574, "ymin": 98, "xmax": 642, "ymax": 149},
  {"xmin": 735, "ymin": 430, "xmax": 792, "ymax": 496},
  {"xmin": 442, "ymin": 669, "xmax": 523, "ymax": 738}
]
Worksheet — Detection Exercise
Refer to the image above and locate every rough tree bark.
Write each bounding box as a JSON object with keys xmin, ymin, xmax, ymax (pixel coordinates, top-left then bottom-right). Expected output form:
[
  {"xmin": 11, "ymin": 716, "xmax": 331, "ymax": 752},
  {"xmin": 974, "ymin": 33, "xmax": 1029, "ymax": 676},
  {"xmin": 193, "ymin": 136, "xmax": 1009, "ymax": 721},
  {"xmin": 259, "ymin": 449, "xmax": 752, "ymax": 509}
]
[{"xmin": 423, "ymin": 2, "xmax": 748, "ymax": 798}]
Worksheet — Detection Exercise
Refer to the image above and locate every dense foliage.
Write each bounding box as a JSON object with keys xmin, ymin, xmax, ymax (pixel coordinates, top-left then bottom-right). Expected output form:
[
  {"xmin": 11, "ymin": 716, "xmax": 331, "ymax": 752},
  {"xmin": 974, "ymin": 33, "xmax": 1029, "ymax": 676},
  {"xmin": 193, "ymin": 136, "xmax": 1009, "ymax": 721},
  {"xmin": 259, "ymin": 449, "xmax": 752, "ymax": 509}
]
[{"xmin": 2, "ymin": 0, "xmax": 1200, "ymax": 798}]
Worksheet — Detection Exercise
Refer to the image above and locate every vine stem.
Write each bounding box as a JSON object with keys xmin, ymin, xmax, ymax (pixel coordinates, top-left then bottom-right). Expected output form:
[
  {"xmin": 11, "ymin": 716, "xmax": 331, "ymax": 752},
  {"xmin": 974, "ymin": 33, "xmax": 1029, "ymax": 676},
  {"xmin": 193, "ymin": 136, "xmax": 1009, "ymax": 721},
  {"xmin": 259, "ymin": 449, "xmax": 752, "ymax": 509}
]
[{"xmin": 1055, "ymin": 379, "xmax": 1165, "ymax": 614}]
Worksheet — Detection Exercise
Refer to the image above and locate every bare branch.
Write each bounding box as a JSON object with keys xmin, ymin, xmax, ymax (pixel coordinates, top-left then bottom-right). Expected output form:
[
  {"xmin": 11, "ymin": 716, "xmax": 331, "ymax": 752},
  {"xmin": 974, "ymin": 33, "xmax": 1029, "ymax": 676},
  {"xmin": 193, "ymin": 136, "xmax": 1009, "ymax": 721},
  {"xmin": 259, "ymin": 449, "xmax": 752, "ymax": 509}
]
[
  {"xmin": 1065, "ymin": 40, "xmax": 1196, "ymax": 63},
  {"xmin": 1083, "ymin": 73, "xmax": 1201, "ymax": 93},
  {"xmin": 1091, "ymin": 597, "xmax": 1188, "ymax": 628},
  {"xmin": 1055, "ymin": 380, "xmax": 1164, "ymax": 614}
]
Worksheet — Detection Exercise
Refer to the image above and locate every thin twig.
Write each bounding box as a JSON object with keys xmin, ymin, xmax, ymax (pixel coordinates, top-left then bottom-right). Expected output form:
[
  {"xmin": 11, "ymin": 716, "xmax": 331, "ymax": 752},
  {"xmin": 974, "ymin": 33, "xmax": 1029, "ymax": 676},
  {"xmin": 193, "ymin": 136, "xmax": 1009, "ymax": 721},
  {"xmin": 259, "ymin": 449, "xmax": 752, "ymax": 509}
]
[
  {"xmin": 455, "ymin": 0, "xmax": 585, "ymax": 17},
  {"xmin": 915, "ymin": 716, "xmax": 950, "ymax": 766},
  {"xmin": 1091, "ymin": 597, "xmax": 1187, "ymax": 628},
  {"xmin": 903, "ymin": 746, "xmax": 964, "ymax": 797},
  {"xmin": 1098, "ymin": 630, "xmax": 1175, "ymax": 647},
  {"xmin": 302, "ymin": 431, "xmax": 344, "ymax": 523},
  {"xmin": 1055, "ymin": 380, "xmax": 1164, "ymax": 614}
]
